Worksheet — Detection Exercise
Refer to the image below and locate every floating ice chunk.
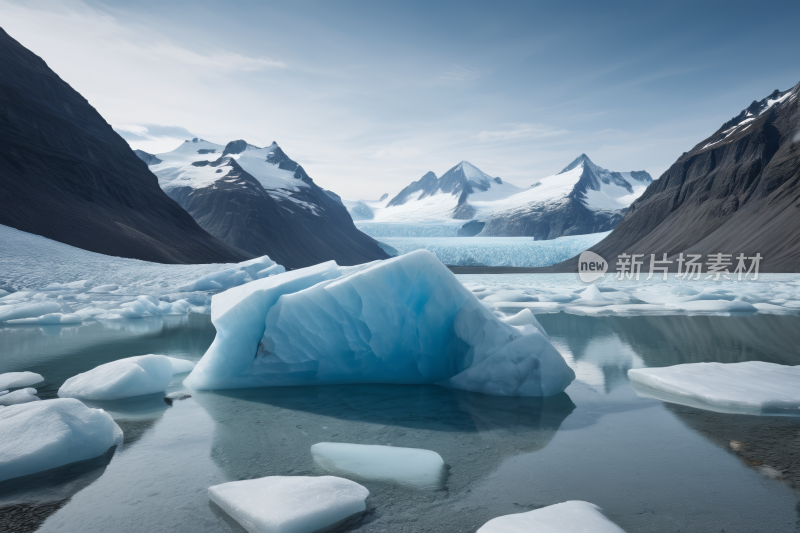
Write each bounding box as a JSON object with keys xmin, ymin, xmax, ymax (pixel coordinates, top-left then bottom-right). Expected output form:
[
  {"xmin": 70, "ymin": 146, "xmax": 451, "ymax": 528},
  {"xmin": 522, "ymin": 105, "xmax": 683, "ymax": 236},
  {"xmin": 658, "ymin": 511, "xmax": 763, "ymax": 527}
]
[
  {"xmin": 482, "ymin": 290, "xmax": 538, "ymax": 303},
  {"xmin": 186, "ymin": 251, "xmax": 575, "ymax": 397},
  {"xmin": 0, "ymin": 398, "xmax": 123, "ymax": 482},
  {"xmin": 0, "ymin": 388, "xmax": 40, "ymax": 406},
  {"xmin": 180, "ymin": 256, "xmax": 283, "ymax": 292},
  {"xmin": 0, "ymin": 371, "xmax": 44, "ymax": 390},
  {"xmin": 166, "ymin": 357, "xmax": 196, "ymax": 374},
  {"xmin": 500, "ymin": 309, "xmax": 549, "ymax": 339},
  {"xmin": 477, "ymin": 500, "xmax": 626, "ymax": 532},
  {"xmin": 0, "ymin": 301, "xmax": 61, "ymax": 322},
  {"xmin": 629, "ymin": 362, "xmax": 800, "ymax": 415},
  {"xmin": 580, "ymin": 285, "xmax": 607, "ymax": 301},
  {"xmin": 208, "ymin": 476, "xmax": 369, "ymax": 533},
  {"xmin": 6, "ymin": 312, "xmax": 85, "ymax": 325},
  {"xmin": 58, "ymin": 355, "xmax": 176, "ymax": 401},
  {"xmin": 311, "ymin": 443, "xmax": 446, "ymax": 490}
]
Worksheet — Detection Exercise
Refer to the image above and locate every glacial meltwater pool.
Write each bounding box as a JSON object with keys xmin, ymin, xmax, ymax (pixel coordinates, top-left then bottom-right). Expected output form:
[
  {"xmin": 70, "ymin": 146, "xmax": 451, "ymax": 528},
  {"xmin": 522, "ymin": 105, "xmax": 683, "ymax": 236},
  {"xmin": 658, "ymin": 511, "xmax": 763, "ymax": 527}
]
[{"xmin": 1, "ymin": 312, "xmax": 799, "ymax": 533}]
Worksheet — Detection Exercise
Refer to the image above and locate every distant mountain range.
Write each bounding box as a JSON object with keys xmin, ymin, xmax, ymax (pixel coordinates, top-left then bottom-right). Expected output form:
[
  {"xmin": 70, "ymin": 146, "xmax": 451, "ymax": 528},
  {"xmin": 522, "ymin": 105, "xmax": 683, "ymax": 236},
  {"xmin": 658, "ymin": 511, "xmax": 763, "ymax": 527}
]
[
  {"xmin": 347, "ymin": 158, "xmax": 652, "ymax": 239},
  {"xmin": 0, "ymin": 28, "xmax": 249, "ymax": 264},
  {"xmin": 547, "ymin": 82, "xmax": 800, "ymax": 273},
  {"xmin": 136, "ymin": 139, "xmax": 389, "ymax": 269}
]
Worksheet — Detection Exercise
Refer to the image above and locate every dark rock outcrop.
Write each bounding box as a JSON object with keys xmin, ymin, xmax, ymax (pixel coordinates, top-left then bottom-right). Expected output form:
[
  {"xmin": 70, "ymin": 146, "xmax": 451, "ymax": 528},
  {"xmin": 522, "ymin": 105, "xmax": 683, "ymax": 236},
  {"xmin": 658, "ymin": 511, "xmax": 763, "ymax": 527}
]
[
  {"xmin": 546, "ymin": 84, "xmax": 800, "ymax": 272},
  {"xmin": 0, "ymin": 28, "xmax": 250, "ymax": 264}
]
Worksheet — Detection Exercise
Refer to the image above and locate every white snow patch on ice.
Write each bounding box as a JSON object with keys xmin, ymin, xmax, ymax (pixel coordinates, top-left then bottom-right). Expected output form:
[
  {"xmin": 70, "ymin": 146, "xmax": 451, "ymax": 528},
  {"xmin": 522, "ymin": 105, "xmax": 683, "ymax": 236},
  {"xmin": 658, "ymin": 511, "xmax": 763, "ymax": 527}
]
[
  {"xmin": 0, "ymin": 398, "xmax": 123, "ymax": 482},
  {"xmin": 208, "ymin": 475, "xmax": 369, "ymax": 533},
  {"xmin": 311, "ymin": 443, "xmax": 446, "ymax": 490},
  {"xmin": 629, "ymin": 361, "xmax": 800, "ymax": 415}
]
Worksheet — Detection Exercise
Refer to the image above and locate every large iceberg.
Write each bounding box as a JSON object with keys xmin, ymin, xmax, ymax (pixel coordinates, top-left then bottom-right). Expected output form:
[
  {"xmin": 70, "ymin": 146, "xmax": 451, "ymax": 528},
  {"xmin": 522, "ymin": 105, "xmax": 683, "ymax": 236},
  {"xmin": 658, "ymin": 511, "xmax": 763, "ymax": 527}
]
[
  {"xmin": 58, "ymin": 355, "xmax": 194, "ymax": 401},
  {"xmin": 208, "ymin": 476, "xmax": 369, "ymax": 533},
  {"xmin": 311, "ymin": 442, "xmax": 446, "ymax": 490},
  {"xmin": 185, "ymin": 251, "xmax": 575, "ymax": 396},
  {"xmin": 628, "ymin": 362, "xmax": 800, "ymax": 415},
  {"xmin": 0, "ymin": 398, "xmax": 123, "ymax": 482},
  {"xmin": 477, "ymin": 501, "xmax": 626, "ymax": 533}
]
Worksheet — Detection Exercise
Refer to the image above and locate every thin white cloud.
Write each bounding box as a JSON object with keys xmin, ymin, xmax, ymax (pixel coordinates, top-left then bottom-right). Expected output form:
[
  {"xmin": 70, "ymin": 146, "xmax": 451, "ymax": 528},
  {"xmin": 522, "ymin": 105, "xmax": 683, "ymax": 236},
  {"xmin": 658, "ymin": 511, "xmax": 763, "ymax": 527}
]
[
  {"xmin": 440, "ymin": 64, "xmax": 480, "ymax": 82},
  {"xmin": 477, "ymin": 123, "xmax": 569, "ymax": 141},
  {"xmin": 372, "ymin": 146, "xmax": 424, "ymax": 158}
]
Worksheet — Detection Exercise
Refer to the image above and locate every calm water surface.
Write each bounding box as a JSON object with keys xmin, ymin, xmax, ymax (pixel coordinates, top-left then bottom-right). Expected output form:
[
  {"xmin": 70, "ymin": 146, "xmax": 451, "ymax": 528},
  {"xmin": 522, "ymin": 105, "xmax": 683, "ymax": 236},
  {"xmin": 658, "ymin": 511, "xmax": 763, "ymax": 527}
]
[{"xmin": 1, "ymin": 313, "xmax": 799, "ymax": 533}]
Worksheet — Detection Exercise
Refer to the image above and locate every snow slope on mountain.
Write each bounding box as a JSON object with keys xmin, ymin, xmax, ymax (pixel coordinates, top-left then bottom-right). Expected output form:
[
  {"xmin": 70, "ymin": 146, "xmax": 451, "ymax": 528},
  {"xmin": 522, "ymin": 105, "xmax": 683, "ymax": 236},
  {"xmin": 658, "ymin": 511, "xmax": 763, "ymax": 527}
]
[
  {"xmin": 137, "ymin": 139, "xmax": 389, "ymax": 269},
  {"xmin": 151, "ymin": 139, "xmax": 306, "ymax": 195},
  {"xmin": 347, "ymin": 158, "xmax": 651, "ymax": 239},
  {"xmin": 544, "ymin": 82, "xmax": 800, "ymax": 273}
]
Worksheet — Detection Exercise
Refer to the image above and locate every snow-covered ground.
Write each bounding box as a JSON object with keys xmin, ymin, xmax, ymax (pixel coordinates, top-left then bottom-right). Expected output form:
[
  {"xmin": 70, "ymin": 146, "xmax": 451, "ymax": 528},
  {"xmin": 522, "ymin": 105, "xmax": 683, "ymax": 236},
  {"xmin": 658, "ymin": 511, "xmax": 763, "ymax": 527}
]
[
  {"xmin": 379, "ymin": 233, "xmax": 609, "ymax": 267},
  {"xmin": 0, "ymin": 224, "xmax": 283, "ymax": 323},
  {"xmin": 458, "ymin": 273, "xmax": 800, "ymax": 317}
]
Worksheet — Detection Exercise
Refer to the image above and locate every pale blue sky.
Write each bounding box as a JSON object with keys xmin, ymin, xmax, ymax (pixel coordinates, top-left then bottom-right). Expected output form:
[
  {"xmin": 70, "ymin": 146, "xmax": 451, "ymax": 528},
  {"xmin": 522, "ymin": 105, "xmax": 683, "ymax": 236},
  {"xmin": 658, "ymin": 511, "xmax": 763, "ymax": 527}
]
[{"xmin": 1, "ymin": 0, "xmax": 798, "ymax": 198}]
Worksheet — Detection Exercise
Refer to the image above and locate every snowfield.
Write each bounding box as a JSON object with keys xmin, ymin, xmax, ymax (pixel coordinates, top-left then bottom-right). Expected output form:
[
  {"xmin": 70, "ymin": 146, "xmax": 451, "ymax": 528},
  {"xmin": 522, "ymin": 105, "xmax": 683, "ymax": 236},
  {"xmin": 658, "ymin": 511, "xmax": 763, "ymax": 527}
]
[{"xmin": 0, "ymin": 224, "xmax": 284, "ymax": 323}]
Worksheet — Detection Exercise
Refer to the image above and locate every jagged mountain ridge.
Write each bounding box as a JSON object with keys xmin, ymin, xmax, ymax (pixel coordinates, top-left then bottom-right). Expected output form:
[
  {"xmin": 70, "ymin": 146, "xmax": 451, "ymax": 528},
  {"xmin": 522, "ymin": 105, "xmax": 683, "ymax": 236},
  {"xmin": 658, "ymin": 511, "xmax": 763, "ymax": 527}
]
[
  {"xmin": 480, "ymin": 154, "xmax": 653, "ymax": 238},
  {"xmin": 137, "ymin": 139, "xmax": 389, "ymax": 269},
  {"xmin": 0, "ymin": 27, "xmax": 250, "ymax": 264},
  {"xmin": 544, "ymin": 82, "xmax": 800, "ymax": 272},
  {"xmin": 348, "ymin": 157, "xmax": 651, "ymax": 239}
]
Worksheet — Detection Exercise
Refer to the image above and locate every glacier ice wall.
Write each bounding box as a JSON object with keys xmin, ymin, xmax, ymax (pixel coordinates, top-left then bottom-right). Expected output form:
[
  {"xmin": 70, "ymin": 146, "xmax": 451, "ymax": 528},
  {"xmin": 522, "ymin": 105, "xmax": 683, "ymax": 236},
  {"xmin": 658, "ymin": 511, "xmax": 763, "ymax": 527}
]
[
  {"xmin": 379, "ymin": 233, "xmax": 609, "ymax": 267},
  {"xmin": 185, "ymin": 251, "xmax": 575, "ymax": 396}
]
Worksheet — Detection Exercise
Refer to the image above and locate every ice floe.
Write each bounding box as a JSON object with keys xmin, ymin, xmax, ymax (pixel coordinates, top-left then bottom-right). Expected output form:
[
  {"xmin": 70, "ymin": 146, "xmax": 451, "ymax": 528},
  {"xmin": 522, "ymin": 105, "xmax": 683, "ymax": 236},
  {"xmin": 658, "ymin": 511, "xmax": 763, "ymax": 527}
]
[
  {"xmin": 0, "ymin": 224, "xmax": 284, "ymax": 325},
  {"xmin": 628, "ymin": 362, "xmax": 800, "ymax": 415},
  {"xmin": 0, "ymin": 371, "xmax": 44, "ymax": 390},
  {"xmin": 0, "ymin": 388, "xmax": 40, "ymax": 406},
  {"xmin": 186, "ymin": 251, "xmax": 575, "ymax": 397},
  {"xmin": 311, "ymin": 443, "xmax": 446, "ymax": 490},
  {"xmin": 58, "ymin": 354, "xmax": 190, "ymax": 401},
  {"xmin": 208, "ymin": 475, "xmax": 369, "ymax": 533},
  {"xmin": 0, "ymin": 398, "xmax": 123, "ymax": 482},
  {"xmin": 477, "ymin": 500, "xmax": 626, "ymax": 533},
  {"xmin": 457, "ymin": 273, "xmax": 800, "ymax": 317}
]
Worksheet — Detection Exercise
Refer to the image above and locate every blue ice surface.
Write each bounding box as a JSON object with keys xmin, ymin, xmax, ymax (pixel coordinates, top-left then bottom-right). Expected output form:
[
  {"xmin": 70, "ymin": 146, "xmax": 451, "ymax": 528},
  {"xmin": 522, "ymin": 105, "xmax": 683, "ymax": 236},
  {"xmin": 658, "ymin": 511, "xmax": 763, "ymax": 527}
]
[
  {"xmin": 378, "ymin": 233, "xmax": 610, "ymax": 267},
  {"xmin": 185, "ymin": 250, "xmax": 575, "ymax": 396}
]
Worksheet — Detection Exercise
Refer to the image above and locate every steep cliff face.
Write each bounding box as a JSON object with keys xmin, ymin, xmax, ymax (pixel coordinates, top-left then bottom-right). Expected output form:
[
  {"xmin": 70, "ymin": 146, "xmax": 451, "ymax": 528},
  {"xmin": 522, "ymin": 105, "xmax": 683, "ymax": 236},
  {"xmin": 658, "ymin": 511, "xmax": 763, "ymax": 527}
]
[
  {"xmin": 549, "ymin": 84, "xmax": 800, "ymax": 272},
  {"xmin": 0, "ymin": 28, "xmax": 250, "ymax": 264}
]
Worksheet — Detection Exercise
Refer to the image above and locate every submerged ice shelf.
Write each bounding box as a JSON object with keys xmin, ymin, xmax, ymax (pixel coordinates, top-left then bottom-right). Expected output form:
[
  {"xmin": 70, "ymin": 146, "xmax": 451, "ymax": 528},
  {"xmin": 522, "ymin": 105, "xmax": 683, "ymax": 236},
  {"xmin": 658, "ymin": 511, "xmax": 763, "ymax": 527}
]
[
  {"xmin": 628, "ymin": 361, "xmax": 800, "ymax": 415},
  {"xmin": 379, "ymin": 234, "xmax": 609, "ymax": 267},
  {"xmin": 186, "ymin": 251, "xmax": 575, "ymax": 397}
]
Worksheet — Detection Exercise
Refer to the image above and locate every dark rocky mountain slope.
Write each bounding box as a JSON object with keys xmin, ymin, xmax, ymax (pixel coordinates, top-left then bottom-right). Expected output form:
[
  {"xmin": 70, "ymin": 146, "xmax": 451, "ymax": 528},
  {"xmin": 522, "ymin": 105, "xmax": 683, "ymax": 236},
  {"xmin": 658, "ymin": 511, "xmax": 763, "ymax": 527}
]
[
  {"xmin": 547, "ymin": 83, "xmax": 800, "ymax": 273},
  {"xmin": 140, "ymin": 139, "xmax": 389, "ymax": 269},
  {"xmin": 0, "ymin": 28, "xmax": 249, "ymax": 264}
]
